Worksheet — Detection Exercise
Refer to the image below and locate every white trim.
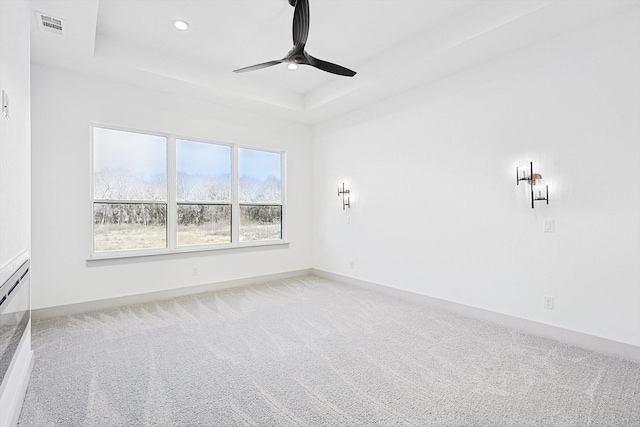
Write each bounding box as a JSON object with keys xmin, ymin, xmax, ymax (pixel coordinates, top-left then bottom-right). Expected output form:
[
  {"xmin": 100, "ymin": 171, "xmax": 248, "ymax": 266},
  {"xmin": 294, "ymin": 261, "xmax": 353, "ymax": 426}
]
[
  {"xmin": 93, "ymin": 199, "xmax": 169, "ymax": 204},
  {"xmin": 281, "ymin": 150, "xmax": 287, "ymax": 241},
  {"xmin": 174, "ymin": 137, "xmax": 232, "ymax": 247},
  {"xmin": 312, "ymin": 269, "xmax": 640, "ymax": 363},
  {"xmin": 231, "ymin": 143, "xmax": 239, "ymax": 243},
  {"xmin": 88, "ymin": 240, "xmax": 290, "ymax": 261},
  {"xmin": 0, "ymin": 251, "xmax": 29, "ymax": 288},
  {"xmin": 89, "ymin": 124, "xmax": 94, "ymax": 254},
  {"xmin": 89, "ymin": 124, "xmax": 287, "ymax": 259},
  {"xmin": 32, "ymin": 269, "xmax": 312, "ymax": 320},
  {"xmin": 0, "ymin": 322, "xmax": 34, "ymax": 427},
  {"xmin": 90, "ymin": 124, "xmax": 170, "ymax": 257},
  {"xmin": 236, "ymin": 146, "xmax": 285, "ymax": 241},
  {"xmin": 167, "ymin": 134, "xmax": 177, "ymax": 250}
]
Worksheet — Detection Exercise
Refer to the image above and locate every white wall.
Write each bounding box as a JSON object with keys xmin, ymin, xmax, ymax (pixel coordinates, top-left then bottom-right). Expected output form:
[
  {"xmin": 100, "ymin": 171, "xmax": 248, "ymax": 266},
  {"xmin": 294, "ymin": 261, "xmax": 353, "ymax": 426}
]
[
  {"xmin": 31, "ymin": 65, "xmax": 313, "ymax": 310},
  {"xmin": 29, "ymin": 5, "xmax": 640, "ymax": 350},
  {"xmin": 312, "ymin": 9, "xmax": 640, "ymax": 346},
  {"xmin": 0, "ymin": 0, "xmax": 31, "ymax": 272},
  {"xmin": 0, "ymin": 2, "xmax": 32, "ymax": 425}
]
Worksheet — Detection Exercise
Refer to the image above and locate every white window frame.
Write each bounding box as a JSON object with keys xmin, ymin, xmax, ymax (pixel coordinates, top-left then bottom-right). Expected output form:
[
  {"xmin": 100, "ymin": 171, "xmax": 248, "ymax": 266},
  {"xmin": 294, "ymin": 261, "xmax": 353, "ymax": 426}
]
[
  {"xmin": 89, "ymin": 124, "xmax": 287, "ymax": 260},
  {"xmin": 173, "ymin": 136, "xmax": 233, "ymax": 249},
  {"xmin": 236, "ymin": 146, "xmax": 286, "ymax": 243}
]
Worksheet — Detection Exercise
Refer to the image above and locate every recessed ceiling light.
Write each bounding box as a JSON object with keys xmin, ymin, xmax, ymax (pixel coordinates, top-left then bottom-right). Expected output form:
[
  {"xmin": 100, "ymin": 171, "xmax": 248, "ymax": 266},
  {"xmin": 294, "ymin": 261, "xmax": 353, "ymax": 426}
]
[
  {"xmin": 287, "ymin": 63, "xmax": 298, "ymax": 71},
  {"xmin": 172, "ymin": 20, "xmax": 189, "ymax": 31}
]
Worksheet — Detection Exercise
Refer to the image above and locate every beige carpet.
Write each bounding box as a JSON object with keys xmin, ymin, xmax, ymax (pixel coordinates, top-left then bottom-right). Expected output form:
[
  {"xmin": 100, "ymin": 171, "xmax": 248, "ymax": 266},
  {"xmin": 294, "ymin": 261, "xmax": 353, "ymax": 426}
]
[{"xmin": 18, "ymin": 275, "xmax": 640, "ymax": 426}]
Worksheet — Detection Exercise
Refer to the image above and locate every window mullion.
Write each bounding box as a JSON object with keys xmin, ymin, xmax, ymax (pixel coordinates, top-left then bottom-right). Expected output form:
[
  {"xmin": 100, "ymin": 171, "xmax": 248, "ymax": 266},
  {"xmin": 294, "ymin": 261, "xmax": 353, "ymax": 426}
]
[
  {"xmin": 231, "ymin": 145, "xmax": 239, "ymax": 243},
  {"xmin": 281, "ymin": 151, "xmax": 287, "ymax": 241},
  {"xmin": 167, "ymin": 135, "xmax": 177, "ymax": 250}
]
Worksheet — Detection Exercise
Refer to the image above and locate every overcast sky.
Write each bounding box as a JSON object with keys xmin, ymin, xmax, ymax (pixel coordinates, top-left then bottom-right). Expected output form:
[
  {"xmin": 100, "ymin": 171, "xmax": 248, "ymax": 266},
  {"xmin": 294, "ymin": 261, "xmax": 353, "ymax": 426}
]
[{"xmin": 93, "ymin": 128, "xmax": 281, "ymax": 182}]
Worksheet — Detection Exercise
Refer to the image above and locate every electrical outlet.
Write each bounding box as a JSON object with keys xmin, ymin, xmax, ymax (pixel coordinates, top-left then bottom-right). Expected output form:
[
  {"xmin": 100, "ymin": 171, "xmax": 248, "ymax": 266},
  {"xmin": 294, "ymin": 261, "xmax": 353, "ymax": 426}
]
[
  {"xmin": 544, "ymin": 296, "xmax": 554, "ymax": 310},
  {"xmin": 192, "ymin": 267, "xmax": 198, "ymax": 276}
]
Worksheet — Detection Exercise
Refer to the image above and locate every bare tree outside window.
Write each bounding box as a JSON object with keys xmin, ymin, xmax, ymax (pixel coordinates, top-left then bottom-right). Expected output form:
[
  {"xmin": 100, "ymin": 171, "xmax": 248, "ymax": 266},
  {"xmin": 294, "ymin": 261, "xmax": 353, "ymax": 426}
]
[
  {"xmin": 93, "ymin": 128, "xmax": 167, "ymax": 252},
  {"xmin": 91, "ymin": 127, "xmax": 285, "ymax": 256},
  {"xmin": 176, "ymin": 139, "xmax": 231, "ymax": 246},
  {"xmin": 238, "ymin": 148, "xmax": 282, "ymax": 241}
]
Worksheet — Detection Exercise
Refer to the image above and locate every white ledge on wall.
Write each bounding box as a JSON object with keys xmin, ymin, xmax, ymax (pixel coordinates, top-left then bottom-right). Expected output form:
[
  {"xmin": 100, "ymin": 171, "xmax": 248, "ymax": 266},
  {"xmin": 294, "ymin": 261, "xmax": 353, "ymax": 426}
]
[{"xmin": 87, "ymin": 241, "xmax": 290, "ymax": 263}]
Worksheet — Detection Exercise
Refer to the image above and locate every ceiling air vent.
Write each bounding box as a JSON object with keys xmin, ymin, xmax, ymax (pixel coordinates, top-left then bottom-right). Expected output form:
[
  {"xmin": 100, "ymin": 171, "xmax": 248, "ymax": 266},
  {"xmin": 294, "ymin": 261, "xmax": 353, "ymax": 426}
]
[{"xmin": 36, "ymin": 12, "xmax": 65, "ymax": 36}]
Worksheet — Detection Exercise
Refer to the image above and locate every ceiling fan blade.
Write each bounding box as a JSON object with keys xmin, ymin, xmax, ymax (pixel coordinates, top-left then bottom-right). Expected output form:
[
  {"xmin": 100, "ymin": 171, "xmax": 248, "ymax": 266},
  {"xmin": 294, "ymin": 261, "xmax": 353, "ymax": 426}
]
[
  {"xmin": 233, "ymin": 60, "xmax": 283, "ymax": 73},
  {"xmin": 307, "ymin": 55, "xmax": 356, "ymax": 77},
  {"xmin": 292, "ymin": 0, "xmax": 309, "ymax": 47}
]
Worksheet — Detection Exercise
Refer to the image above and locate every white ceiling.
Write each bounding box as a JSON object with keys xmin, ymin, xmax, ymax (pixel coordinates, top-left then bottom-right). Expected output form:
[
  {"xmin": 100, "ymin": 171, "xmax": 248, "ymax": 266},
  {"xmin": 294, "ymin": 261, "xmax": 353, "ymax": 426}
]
[{"xmin": 30, "ymin": 0, "xmax": 640, "ymax": 125}]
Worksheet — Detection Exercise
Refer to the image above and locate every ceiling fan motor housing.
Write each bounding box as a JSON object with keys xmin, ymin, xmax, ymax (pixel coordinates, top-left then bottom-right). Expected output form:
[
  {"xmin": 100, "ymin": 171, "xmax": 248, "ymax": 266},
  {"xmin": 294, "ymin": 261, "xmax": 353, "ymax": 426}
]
[{"xmin": 287, "ymin": 45, "xmax": 306, "ymax": 64}]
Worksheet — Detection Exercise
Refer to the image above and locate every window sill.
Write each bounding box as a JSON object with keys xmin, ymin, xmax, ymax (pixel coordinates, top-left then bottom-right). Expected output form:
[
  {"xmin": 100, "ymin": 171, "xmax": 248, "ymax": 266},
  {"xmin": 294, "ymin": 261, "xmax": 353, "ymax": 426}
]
[{"xmin": 87, "ymin": 240, "xmax": 290, "ymax": 262}]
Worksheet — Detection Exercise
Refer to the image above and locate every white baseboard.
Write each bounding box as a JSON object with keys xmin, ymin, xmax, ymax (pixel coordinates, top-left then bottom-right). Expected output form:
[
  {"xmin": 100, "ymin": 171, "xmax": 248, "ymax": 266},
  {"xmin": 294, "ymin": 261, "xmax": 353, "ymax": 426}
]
[
  {"xmin": 312, "ymin": 269, "xmax": 640, "ymax": 363},
  {"xmin": 32, "ymin": 269, "xmax": 313, "ymax": 320},
  {"xmin": 31, "ymin": 267, "xmax": 640, "ymax": 363}
]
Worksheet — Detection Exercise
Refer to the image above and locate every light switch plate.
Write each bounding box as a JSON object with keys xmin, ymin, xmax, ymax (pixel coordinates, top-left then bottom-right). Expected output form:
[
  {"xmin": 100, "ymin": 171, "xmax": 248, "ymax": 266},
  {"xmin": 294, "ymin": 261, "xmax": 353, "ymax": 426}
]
[
  {"xmin": 544, "ymin": 219, "xmax": 554, "ymax": 233},
  {"xmin": 1, "ymin": 90, "xmax": 8, "ymax": 119}
]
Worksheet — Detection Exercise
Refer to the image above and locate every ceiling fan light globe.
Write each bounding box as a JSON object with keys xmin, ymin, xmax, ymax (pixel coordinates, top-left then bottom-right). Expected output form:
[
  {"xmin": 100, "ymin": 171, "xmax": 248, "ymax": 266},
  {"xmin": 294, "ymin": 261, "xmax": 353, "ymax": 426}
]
[
  {"xmin": 172, "ymin": 20, "xmax": 189, "ymax": 31},
  {"xmin": 287, "ymin": 63, "xmax": 299, "ymax": 70}
]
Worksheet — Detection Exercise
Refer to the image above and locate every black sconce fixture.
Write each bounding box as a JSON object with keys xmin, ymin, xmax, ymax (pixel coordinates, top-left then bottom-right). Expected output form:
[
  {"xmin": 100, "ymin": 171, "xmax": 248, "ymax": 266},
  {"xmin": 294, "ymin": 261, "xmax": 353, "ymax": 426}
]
[
  {"xmin": 516, "ymin": 161, "xmax": 549, "ymax": 208},
  {"xmin": 338, "ymin": 182, "xmax": 350, "ymax": 210}
]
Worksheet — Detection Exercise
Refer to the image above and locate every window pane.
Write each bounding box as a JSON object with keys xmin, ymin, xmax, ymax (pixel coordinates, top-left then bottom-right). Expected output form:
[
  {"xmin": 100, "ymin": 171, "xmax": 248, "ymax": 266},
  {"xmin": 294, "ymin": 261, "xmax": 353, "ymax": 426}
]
[
  {"xmin": 93, "ymin": 203, "xmax": 167, "ymax": 252},
  {"xmin": 93, "ymin": 128, "xmax": 167, "ymax": 200},
  {"xmin": 177, "ymin": 205, "xmax": 231, "ymax": 246},
  {"xmin": 177, "ymin": 139, "xmax": 231, "ymax": 202},
  {"xmin": 238, "ymin": 148, "xmax": 281, "ymax": 203},
  {"xmin": 239, "ymin": 206, "xmax": 282, "ymax": 242}
]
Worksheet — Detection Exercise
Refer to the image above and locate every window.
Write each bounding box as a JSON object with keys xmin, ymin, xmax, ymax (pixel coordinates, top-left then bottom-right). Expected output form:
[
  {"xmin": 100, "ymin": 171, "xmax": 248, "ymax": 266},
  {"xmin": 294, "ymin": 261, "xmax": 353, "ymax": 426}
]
[
  {"xmin": 176, "ymin": 139, "xmax": 231, "ymax": 246},
  {"xmin": 93, "ymin": 128, "xmax": 167, "ymax": 252},
  {"xmin": 92, "ymin": 126, "xmax": 285, "ymax": 257},
  {"xmin": 238, "ymin": 148, "xmax": 283, "ymax": 242}
]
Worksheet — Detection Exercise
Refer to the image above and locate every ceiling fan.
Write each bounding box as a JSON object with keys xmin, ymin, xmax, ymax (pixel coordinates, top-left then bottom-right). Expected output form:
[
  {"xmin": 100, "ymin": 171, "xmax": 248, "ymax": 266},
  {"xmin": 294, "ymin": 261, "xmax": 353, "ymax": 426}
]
[{"xmin": 233, "ymin": 0, "xmax": 356, "ymax": 77}]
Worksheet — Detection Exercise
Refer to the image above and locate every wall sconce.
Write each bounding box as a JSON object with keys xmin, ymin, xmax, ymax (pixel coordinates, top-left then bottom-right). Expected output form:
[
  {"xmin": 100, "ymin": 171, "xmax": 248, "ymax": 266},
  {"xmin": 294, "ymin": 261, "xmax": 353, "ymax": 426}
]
[
  {"xmin": 516, "ymin": 161, "xmax": 549, "ymax": 208},
  {"xmin": 338, "ymin": 182, "xmax": 350, "ymax": 210},
  {"xmin": 516, "ymin": 161, "xmax": 533, "ymax": 184},
  {"xmin": 531, "ymin": 179, "xmax": 549, "ymax": 207}
]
